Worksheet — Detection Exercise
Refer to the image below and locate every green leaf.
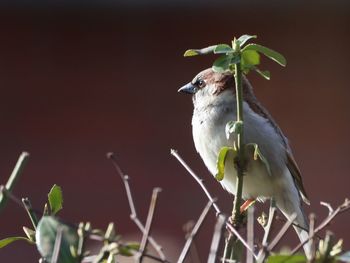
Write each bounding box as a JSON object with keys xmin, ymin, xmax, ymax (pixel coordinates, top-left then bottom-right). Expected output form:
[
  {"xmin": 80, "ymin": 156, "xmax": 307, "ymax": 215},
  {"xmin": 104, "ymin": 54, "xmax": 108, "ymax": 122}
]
[
  {"xmin": 125, "ymin": 242, "xmax": 140, "ymax": 251},
  {"xmin": 245, "ymin": 143, "xmax": 272, "ymax": 176},
  {"xmin": 243, "ymin": 43, "xmax": 287, "ymax": 67},
  {"xmin": 237, "ymin": 34, "xmax": 257, "ymax": 47},
  {"xmin": 184, "ymin": 45, "xmax": 217, "ymax": 57},
  {"xmin": 48, "ymin": 184, "xmax": 63, "ymax": 215},
  {"xmin": 0, "ymin": 236, "xmax": 33, "ymax": 248},
  {"xmin": 23, "ymin": 226, "xmax": 36, "ymax": 242},
  {"xmin": 254, "ymin": 68, "xmax": 271, "ymax": 80},
  {"xmin": 36, "ymin": 216, "xmax": 79, "ymax": 263},
  {"xmin": 338, "ymin": 251, "xmax": 350, "ymax": 262},
  {"xmin": 118, "ymin": 246, "xmax": 134, "ymax": 257},
  {"xmin": 214, "ymin": 44, "xmax": 233, "ymax": 54},
  {"xmin": 184, "ymin": 50, "xmax": 199, "ymax": 57},
  {"xmin": 216, "ymin": 147, "xmax": 237, "ymax": 181},
  {"xmin": 225, "ymin": 120, "xmax": 243, "ymax": 140},
  {"xmin": 242, "ymin": 50, "xmax": 260, "ymax": 67},
  {"xmin": 212, "ymin": 55, "xmax": 232, "ymax": 73},
  {"xmin": 212, "ymin": 54, "xmax": 240, "ymax": 73},
  {"xmin": 266, "ymin": 254, "xmax": 306, "ymax": 263}
]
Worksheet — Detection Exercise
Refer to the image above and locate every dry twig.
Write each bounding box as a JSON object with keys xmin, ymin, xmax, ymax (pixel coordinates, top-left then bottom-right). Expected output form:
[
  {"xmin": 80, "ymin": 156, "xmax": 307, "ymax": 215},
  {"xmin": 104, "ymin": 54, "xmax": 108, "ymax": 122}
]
[
  {"xmin": 137, "ymin": 188, "xmax": 162, "ymax": 263},
  {"xmin": 170, "ymin": 149, "xmax": 257, "ymax": 260},
  {"xmin": 51, "ymin": 226, "xmax": 63, "ymax": 263},
  {"xmin": 247, "ymin": 206, "xmax": 255, "ymax": 263},
  {"xmin": 291, "ymin": 199, "xmax": 350, "ymax": 255},
  {"xmin": 178, "ymin": 200, "xmax": 213, "ymax": 263},
  {"xmin": 107, "ymin": 152, "xmax": 166, "ymax": 261},
  {"xmin": 208, "ymin": 215, "xmax": 226, "ymax": 263}
]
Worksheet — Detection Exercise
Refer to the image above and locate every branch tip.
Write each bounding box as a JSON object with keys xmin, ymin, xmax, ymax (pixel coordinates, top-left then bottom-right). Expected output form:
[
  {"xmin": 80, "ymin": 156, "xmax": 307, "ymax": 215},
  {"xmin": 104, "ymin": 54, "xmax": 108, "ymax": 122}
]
[
  {"xmin": 106, "ymin": 152, "xmax": 114, "ymax": 159},
  {"xmin": 170, "ymin": 148, "xmax": 177, "ymax": 155}
]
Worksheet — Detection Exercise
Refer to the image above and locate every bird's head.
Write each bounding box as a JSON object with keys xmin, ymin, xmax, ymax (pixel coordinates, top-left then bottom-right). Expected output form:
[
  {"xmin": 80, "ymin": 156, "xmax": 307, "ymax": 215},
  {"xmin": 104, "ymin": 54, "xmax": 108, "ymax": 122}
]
[{"xmin": 178, "ymin": 68, "xmax": 254, "ymax": 110}]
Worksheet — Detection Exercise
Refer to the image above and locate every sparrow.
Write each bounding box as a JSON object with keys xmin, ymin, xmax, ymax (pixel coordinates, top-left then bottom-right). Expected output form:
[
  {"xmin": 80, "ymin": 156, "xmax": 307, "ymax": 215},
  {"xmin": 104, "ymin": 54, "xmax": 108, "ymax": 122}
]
[{"xmin": 179, "ymin": 68, "xmax": 310, "ymax": 255}]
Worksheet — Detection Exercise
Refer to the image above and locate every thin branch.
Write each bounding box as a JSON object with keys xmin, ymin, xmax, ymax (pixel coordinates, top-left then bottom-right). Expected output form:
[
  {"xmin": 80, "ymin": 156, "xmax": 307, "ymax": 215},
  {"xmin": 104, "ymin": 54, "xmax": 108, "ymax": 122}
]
[
  {"xmin": 262, "ymin": 200, "xmax": 277, "ymax": 246},
  {"xmin": 256, "ymin": 200, "xmax": 277, "ymax": 262},
  {"xmin": 256, "ymin": 214, "xmax": 297, "ymax": 263},
  {"xmin": 0, "ymin": 152, "xmax": 30, "ymax": 212},
  {"xmin": 82, "ymin": 253, "xmax": 168, "ymax": 263},
  {"xmin": 22, "ymin": 198, "xmax": 39, "ymax": 229},
  {"xmin": 107, "ymin": 152, "xmax": 166, "ymax": 260},
  {"xmin": 320, "ymin": 202, "xmax": 334, "ymax": 216},
  {"xmin": 178, "ymin": 200, "xmax": 213, "ymax": 263},
  {"xmin": 291, "ymin": 198, "xmax": 350, "ymax": 255},
  {"xmin": 170, "ymin": 149, "xmax": 221, "ymax": 215},
  {"xmin": 308, "ymin": 213, "xmax": 316, "ymax": 261},
  {"xmin": 171, "ymin": 149, "xmax": 257, "ymax": 259},
  {"xmin": 267, "ymin": 213, "xmax": 297, "ymax": 251},
  {"xmin": 137, "ymin": 187, "xmax": 162, "ymax": 263},
  {"xmin": 246, "ymin": 206, "xmax": 255, "ymax": 263},
  {"xmin": 182, "ymin": 222, "xmax": 201, "ymax": 263},
  {"xmin": 51, "ymin": 226, "xmax": 63, "ymax": 263},
  {"xmin": 143, "ymin": 253, "xmax": 171, "ymax": 263},
  {"xmin": 208, "ymin": 215, "xmax": 226, "ymax": 263},
  {"xmin": 274, "ymin": 214, "xmax": 315, "ymax": 236},
  {"xmin": 0, "ymin": 186, "xmax": 45, "ymax": 222},
  {"xmin": 0, "ymin": 186, "xmax": 24, "ymax": 207}
]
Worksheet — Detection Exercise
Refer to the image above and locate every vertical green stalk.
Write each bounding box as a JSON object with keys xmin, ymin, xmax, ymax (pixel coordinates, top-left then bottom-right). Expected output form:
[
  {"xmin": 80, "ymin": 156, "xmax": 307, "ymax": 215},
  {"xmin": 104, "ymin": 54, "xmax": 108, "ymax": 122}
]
[{"xmin": 232, "ymin": 43, "xmax": 245, "ymax": 224}]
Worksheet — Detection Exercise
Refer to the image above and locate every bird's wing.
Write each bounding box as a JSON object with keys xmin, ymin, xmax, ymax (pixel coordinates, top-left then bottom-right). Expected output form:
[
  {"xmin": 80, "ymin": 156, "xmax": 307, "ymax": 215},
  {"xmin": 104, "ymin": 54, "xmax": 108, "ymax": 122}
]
[
  {"xmin": 242, "ymin": 79, "xmax": 310, "ymax": 205},
  {"xmin": 286, "ymin": 151, "xmax": 310, "ymax": 205}
]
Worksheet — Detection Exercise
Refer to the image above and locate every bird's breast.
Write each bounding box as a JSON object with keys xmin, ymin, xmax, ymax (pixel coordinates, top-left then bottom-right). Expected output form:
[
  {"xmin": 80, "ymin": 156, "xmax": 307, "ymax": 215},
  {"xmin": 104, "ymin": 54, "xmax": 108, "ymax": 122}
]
[{"xmin": 191, "ymin": 100, "xmax": 287, "ymax": 200}]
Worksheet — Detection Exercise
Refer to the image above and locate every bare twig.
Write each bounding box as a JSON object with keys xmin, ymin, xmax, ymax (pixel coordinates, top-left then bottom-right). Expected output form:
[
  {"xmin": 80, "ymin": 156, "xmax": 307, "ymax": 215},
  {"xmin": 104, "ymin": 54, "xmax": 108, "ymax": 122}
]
[
  {"xmin": 262, "ymin": 200, "xmax": 277, "ymax": 246},
  {"xmin": 171, "ymin": 149, "xmax": 257, "ymax": 259},
  {"xmin": 256, "ymin": 200, "xmax": 277, "ymax": 262},
  {"xmin": 182, "ymin": 221, "xmax": 201, "ymax": 263},
  {"xmin": 320, "ymin": 202, "xmax": 334, "ymax": 216},
  {"xmin": 143, "ymin": 253, "xmax": 171, "ymax": 263},
  {"xmin": 257, "ymin": 213, "xmax": 297, "ymax": 262},
  {"xmin": 208, "ymin": 215, "xmax": 226, "ymax": 263},
  {"xmin": 0, "ymin": 186, "xmax": 45, "ymax": 222},
  {"xmin": 247, "ymin": 206, "xmax": 255, "ymax": 263},
  {"xmin": 137, "ymin": 187, "xmax": 162, "ymax": 263},
  {"xmin": 22, "ymin": 197, "xmax": 39, "ymax": 229},
  {"xmin": 308, "ymin": 213, "xmax": 316, "ymax": 261},
  {"xmin": 170, "ymin": 149, "xmax": 220, "ymax": 215},
  {"xmin": 178, "ymin": 200, "xmax": 213, "ymax": 263},
  {"xmin": 0, "ymin": 152, "xmax": 30, "ymax": 212},
  {"xmin": 268, "ymin": 213, "xmax": 297, "ymax": 251},
  {"xmin": 291, "ymin": 199, "xmax": 350, "ymax": 255},
  {"xmin": 51, "ymin": 226, "xmax": 63, "ymax": 263},
  {"xmin": 107, "ymin": 153, "xmax": 166, "ymax": 260},
  {"xmin": 275, "ymin": 214, "xmax": 314, "ymax": 236},
  {"xmin": 0, "ymin": 186, "xmax": 23, "ymax": 207}
]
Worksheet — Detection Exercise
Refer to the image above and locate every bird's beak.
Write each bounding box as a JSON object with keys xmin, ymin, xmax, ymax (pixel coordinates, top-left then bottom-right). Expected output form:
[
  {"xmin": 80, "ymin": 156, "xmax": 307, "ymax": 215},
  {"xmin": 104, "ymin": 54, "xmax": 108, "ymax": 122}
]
[{"xmin": 178, "ymin": 82, "xmax": 197, "ymax": 94}]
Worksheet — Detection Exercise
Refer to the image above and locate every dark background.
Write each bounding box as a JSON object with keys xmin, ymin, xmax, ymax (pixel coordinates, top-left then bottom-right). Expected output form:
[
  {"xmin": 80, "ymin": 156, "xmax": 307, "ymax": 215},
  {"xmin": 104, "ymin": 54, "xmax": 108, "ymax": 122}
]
[{"xmin": 0, "ymin": 1, "xmax": 350, "ymax": 261}]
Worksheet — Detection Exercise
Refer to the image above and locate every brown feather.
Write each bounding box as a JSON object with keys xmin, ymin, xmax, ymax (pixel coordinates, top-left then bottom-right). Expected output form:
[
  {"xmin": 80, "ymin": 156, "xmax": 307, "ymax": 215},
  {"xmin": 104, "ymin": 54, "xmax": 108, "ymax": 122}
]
[{"xmin": 286, "ymin": 152, "xmax": 310, "ymax": 205}]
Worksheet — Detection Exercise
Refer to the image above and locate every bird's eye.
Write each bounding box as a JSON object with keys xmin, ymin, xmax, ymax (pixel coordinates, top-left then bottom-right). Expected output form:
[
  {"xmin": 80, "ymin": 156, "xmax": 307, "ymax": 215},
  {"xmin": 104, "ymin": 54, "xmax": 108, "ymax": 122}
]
[{"xmin": 197, "ymin": 79, "xmax": 206, "ymax": 88}]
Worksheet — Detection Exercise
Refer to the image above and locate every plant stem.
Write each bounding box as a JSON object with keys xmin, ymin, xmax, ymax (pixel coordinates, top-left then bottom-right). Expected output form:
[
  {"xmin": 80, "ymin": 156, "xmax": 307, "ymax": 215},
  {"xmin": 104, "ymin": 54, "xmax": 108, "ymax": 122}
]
[
  {"xmin": 0, "ymin": 152, "xmax": 29, "ymax": 213},
  {"xmin": 232, "ymin": 51, "xmax": 245, "ymax": 224}
]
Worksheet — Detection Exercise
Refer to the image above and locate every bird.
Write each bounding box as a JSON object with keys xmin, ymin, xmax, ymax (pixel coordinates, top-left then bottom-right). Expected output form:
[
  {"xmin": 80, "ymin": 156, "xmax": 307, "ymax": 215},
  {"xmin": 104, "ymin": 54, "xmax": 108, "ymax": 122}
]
[{"xmin": 178, "ymin": 68, "xmax": 310, "ymax": 256}]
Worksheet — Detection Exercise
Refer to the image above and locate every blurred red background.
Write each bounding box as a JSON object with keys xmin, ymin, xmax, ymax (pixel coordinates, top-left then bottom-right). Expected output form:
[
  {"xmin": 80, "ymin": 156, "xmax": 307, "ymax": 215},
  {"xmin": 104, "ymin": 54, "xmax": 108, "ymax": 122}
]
[{"xmin": 0, "ymin": 1, "xmax": 350, "ymax": 261}]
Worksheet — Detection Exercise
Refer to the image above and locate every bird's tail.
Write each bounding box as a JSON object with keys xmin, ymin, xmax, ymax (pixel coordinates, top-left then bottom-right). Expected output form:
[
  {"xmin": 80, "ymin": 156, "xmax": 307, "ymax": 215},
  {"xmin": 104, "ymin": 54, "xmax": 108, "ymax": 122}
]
[{"xmin": 276, "ymin": 196, "xmax": 311, "ymax": 259}]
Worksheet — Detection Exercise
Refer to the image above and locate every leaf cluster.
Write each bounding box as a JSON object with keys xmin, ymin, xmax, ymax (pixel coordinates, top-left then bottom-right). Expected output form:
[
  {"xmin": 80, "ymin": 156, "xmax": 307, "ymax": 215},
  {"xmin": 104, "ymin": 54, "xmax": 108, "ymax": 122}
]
[
  {"xmin": 0, "ymin": 185, "xmax": 140, "ymax": 263},
  {"xmin": 184, "ymin": 34, "xmax": 286, "ymax": 79}
]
